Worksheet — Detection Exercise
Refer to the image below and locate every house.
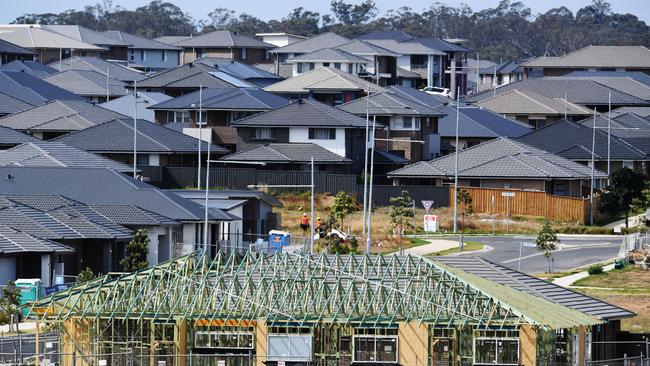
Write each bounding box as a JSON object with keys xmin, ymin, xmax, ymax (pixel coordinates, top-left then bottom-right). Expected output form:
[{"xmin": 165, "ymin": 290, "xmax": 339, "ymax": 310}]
[
  {"xmin": 100, "ymin": 92, "xmax": 173, "ymax": 122},
  {"xmin": 44, "ymin": 25, "xmax": 130, "ymax": 61},
  {"xmin": 149, "ymin": 87, "xmax": 288, "ymax": 149},
  {"xmin": 544, "ymin": 75, "xmax": 650, "ymax": 104},
  {"xmin": 219, "ymin": 143, "xmax": 352, "ymax": 172},
  {"xmin": 0, "ymin": 141, "xmax": 133, "ymax": 173},
  {"xmin": 357, "ymin": 30, "xmax": 470, "ymax": 94},
  {"xmin": 611, "ymin": 106, "xmax": 650, "ymax": 117},
  {"xmin": 0, "ymin": 70, "xmax": 84, "ymax": 115},
  {"xmin": 264, "ymin": 66, "xmax": 385, "ymax": 105},
  {"xmin": 171, "ymin": 189, "xmax": 283, "ymax": 243},
  {"xmin": 30, "ymin": 251, "xmax": 631, "ymax": 366},
  {"xmin": 467, "ymin": 78, "xmax": 648, "ymax": 111},
  {"xmin": 0, "ymin": 167, "xmax": 237, "ymax": 266},
  {"xmin": 285, "ymin": 48, "xmax": 372, "ymax": 77},
  {"xmin": 477, "ymin": 60, "xmax": 525, "ymax": 91},
  {"xmin": 194, "ymin": 57, "xmax": 283, "ymax": 87},
  {"xmin": 42, "ymin": 69, "xmax": 129, "ymax": 103},
  {"xmin": 0, "ymin": 99, "xmax": 126, "ymax": 140},
  {"xmin": 157, "ymin": 30, "xmax": 275, "ymax": 65},
  {"xmin": 0, "ymin": 38, "xmax": 34, "ymax": 64},
  {"xmin": 230, "ymin": 98, "xmax": 380, "ymax": 174},
  {"xmin": 474, "ymin": 89, "xmax": 592, "ymax": 128},
  {"xmin": 48, "ymin": 56, "xmax": 145, "ymax": 82},
  {"xmin": 256, "ymin": 32, "xmax": 308, "ymax": 48},
  {"xmin": 130, "ymin": 61, "xmax": 245, "ymax": 97},
  {"xmin": 0, "ymin": 25, "xmax": 105, "ymax": 64},
  {"xmin": 0, "ymin": 59, "xmax": 56, "ymax": 78},
  {"xmin": 523, "ymin": 46, "xmax": 650, "ymax": 77},
  {"xmin": 0, "ymin": 126, "xmax": 37, "ymax": 148},
  {"xmin": 337, "ymin": 87, "xmax": 445, "ymax": 162},
  {"xmin": 517, "ymin": 118, "xmax": 650, "ymax": 178},
  {"xmin": 465, "ymin": 58, "xmax": 497, "ymax": 92},
  {"xmin": 388, "ymin": 137, "xmax": 605, "ymax": 196},
  {"xmin": 102, "ymin": 30, "xmax": 182, "ymax": 71},
  {"xmin": 52, "ymin": 118, "xmax": 229, "ymax": 176}
]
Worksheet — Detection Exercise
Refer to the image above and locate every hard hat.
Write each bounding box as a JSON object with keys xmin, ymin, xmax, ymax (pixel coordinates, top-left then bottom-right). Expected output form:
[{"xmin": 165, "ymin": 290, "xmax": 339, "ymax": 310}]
[{"xmin": 302, "ymin": 213, "xmax": 307, "ymax": 216}]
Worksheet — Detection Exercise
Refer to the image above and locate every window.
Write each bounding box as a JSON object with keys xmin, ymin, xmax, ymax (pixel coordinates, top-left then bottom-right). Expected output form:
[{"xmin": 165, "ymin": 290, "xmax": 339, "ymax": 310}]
[
  {"xmin": 323, "ymin": 62, "xmax": 330, "ymax": 67},
  {"xmin": 196, "ymin": 48, "xmax": 203, "ymax": 59},
  {"xmin": 309, "ymin": 128, "xmax": 336, "ymax": 140},
  {"xmin": 268, "ymin": 334, "xmax": 312, "ymax": 362},
  {"xmin": 194, "ymin": 331, "xmax": 254, "ymax": 349},
  {"xmin": 162, "ymin": 50, "xmax": 167, "ymax": 61},
  {"xmin": 353, "ymin": 336, "xmax": 398, "ymax": 363},
  {"xmin": 129, "ymin": 49, "xmax": 135, "ymax": 61},
  {"xmin": 528, "ymin": 118, "xmax": 545, "ymax": 129},
  {"xmin": 334, "ymin": 62, "xmax": 341, "ymax": 69},
  {"xmin": 623, "ymin": 161, "xmax": 634, "ymax": 169},
  {"xmin": 391, "ymin": 116, "xmax": 420, "ymax": 131},
  {"xmin": 254, "ymin": 128, "xmax": 273, "ymax": 139},
  {"xmin": 136, "ymin": 154, "xmax": 149, "ymax": 166},
  {"xmin": 140, "ymin": 50, "xmax": 145, "ymax": 61},
  {"xmin": 241, "ymin": 48, "xmax": 247, "ymax": 60},
  {"xmin": 474, "ymin": 330, "xmax": 519, "ymax": 365},
  {"xmin": 309, "ymin": 62, "xmax": 315, "ymax": 70},
  {"xmin": 410, "ymin": 54, "xmax": 428, "ymax": 68},
  {"xmin": 297, "ymin": 63, "xmax": 303, "ymax": 74},
  {"xmin": 347, "ymin": 63, "xmax": 353, "ymax": 73},
  {"xmin": 167, "ymin": 110, "xmax": 190, "ymax": 123},
  {"xmin": 195, "ymin": 111, "xmax": 207, "ymax": 125}
]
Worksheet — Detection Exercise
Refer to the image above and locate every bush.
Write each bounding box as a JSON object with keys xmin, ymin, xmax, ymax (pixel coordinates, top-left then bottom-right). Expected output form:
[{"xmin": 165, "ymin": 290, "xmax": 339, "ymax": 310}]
[{"xmin": 587, "ymin": 264, "xmax": 604, "ymax": 275}]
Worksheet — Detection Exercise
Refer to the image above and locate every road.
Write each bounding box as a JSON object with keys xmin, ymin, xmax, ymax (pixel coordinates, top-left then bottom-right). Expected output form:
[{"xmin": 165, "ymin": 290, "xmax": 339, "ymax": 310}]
[{"xmin": 444, "ymin": 235, "xmax": 622, "ymax": 274}]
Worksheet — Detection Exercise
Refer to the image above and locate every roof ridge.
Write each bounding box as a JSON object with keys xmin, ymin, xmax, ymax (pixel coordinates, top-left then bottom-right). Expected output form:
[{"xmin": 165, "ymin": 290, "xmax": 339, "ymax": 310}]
[{"xmin": 117, "ymin": 119, "xmax": 171, "ymax": 152}]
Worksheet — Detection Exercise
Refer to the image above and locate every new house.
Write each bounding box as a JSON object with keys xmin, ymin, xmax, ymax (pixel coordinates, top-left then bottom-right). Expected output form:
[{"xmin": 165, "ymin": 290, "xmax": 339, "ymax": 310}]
[
  {"xmin": 48, "ymin": 56, "xmax": 146, "ymax": 82},
  {"xmin": 103, "ymin": 30, "xmax": 182, "ymax": 71},
  {"xmin": 0, "ymin": 39, "xmax": 34, "ymax": 65}
]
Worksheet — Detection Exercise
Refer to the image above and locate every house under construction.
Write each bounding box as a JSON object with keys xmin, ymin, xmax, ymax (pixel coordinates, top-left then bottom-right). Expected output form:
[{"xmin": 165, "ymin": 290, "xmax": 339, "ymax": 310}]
[{"xmin": 29, "ymin": 251, "xmax": 634, "ymax": 366}]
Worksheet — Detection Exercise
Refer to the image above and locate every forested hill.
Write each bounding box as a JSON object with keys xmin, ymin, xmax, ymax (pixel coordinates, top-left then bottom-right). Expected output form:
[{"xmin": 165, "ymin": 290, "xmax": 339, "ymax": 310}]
[{"xmin": 11, "ymin": 0, "xmax": 650, "ymax": 61}]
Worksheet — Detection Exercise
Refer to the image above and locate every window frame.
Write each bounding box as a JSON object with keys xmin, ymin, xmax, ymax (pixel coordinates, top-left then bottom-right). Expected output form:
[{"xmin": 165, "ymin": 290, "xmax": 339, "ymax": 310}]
[
  {"xmin": 308, "ymin": 128, "xmax": 336, "ymax": 140},
  {"xmin": 254, "ymin": 127, "xmax": 274, "ymax": 140},
  {"xmin": 267, "ymin": 333, "xmax": 313, "ymax": 362},
  {"xmin": 194, "ymin": 331, "xmax": 254, "ymax": 350},
  {"xmin": 390, "ymin": 116, "xmax": 421, "ymax": 131},
  {"xmin": 140, "ymin": 49, "xmax": 145, "ymax": 61},
  {"xmin": 241, "ymin": 47, "xmax": 247, "ymax": 60},
  {"xmin": 168, "ymin": 110, "xmax": 190, "ymax": 123},
  {"xmin": 473, "ymin": 330, "xmax": 520, "ymax": 366},
  {"xmin": 297, "ymin": 63, "xmax": 304, "ymax": 74},
  {"xmin": 162, "ymin": 50, "xmax": 167, "ymax": 62},
  {"xmin": 352, "ymin": 335, "xmax": 399, "ymax": 364},
  {"xmin": 129, "ymin": 49, "xmax": 135, "ymax": 61}
]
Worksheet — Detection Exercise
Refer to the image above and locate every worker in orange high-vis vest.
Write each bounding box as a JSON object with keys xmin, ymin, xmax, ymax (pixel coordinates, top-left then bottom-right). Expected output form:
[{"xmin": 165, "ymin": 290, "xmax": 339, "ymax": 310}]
[{"xmin": 300, "ymin": 213, "xmax": 309, "ymax": 233}]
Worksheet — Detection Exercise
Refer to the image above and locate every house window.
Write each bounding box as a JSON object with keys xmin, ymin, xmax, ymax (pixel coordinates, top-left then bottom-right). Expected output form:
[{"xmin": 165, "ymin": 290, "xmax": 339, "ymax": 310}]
[
  {"xmin": 309, "ymin": 62, "xmax": 315, "ymax": 70},
  {"xmin": 162, "ymin": 50, "xmax": 167, "ymax": 61},
  {"xmin": 195, "ymin": 111, "xmax": 207, "ymax": 125},
  {"xmin": 241, "ymin": 48, "xmax": 247, "ymax": 60},
  {"xmin": 167, "ymin": 110, "xmax": 190, "ymax": 123},
  {"xmin": 353, "ymin": 336, "xmax": 398, "ymax": 363},
  {"xmin": 297, "ymin": 63, "xmax": 303, "ymax": 73},
  {"xmin": 309, "ymin": 128, "xmax": 336, "ymax": 140},
  {"xmin": 474, "ymin": 330, "xmax": 519, "ymax": 366},
  {"xmin": 410, "ymin": 54, "xmax": 428, "ymax": 68},
  {"xmin": 140, "ymin": 50, "xmax": 145, "ymax": 61},
  {"xmin": 623, "ymin": 161, "xmax": 634, "ymax": 169},
  {"xmin": 228, "ymin": 111, "xmax": 251, "ymax": 122},
  {"xmin": 196, "ymin": 48, "xmax": 203, "ymax": 59},
  {"xmin": 129, "ymin": 49, "xmax": 135, "ymax": 61},
  {"xmin": 391, "ymin": 116, "xmax": 420, "ymax": 131},
  {"xmin": 194, "ymin": 331, "xmax": 254, "ymax": 349},
  {"xmin": 136, "ymin": 154, "xmax": 149, "ymax": 166},
  {"xmin": 267, "ymin": 334, "xmax": 312, "ymax": 362},
  {"xmin": 528, "ymin": 118, "xmax": 545, "ymax": 129},
  {"xmin": 334, "ymin": 62, "xmax": 341, "ymax": 69},
  {"xmin": 255, "ymin": 128, "xmax": 273, "ymax": 139},
  {"xmin": 323, "ymin": 62, "xmax": 330, "ymax": 67},
  {"xmin": 347, "ymin": 63, "xmax": 353, "ymax": 73}
]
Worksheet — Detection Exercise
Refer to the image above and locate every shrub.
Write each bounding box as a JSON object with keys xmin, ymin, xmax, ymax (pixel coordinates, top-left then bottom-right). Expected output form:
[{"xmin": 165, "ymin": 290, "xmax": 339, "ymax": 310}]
[{"xmin": 587, "ymin": 264, "xmax": 604, "ymax": 275}]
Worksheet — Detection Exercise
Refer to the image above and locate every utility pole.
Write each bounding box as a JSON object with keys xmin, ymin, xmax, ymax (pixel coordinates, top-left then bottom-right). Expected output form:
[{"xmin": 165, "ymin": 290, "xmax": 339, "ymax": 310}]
[
  {"xmin": 106, "ymin": 67, "xmax": 110, "ymax": 102},
  {"xmin": 310, "ymin": 156, "xmax": 315, "ymax": 254},
  {"xmin": 362, "ymin": 84, "xmax": 370, "ymax": 234},
  {"xmin": 132, "ymin": 79, "xmax": 137, "ymax": 178},
  {"xmin": 453, "ymin": 86, "xmax": 460, "ymax": 233},
  {"xmin": 366, "ymin": 115, "xmax": 377, "ymax": 254},
  {"xmin": 203, "ymin": 128, "xmax": 211, "ymax": 255},
  {"xmin": 197, "ymin": 85, "xmax": 203, "ymax": 190},
  {"xmin": 607, "ymin": 91, "xmax": 611, "ymax": 182},
  {"xmin": 590, "ymin": 108, "xmax": 596, "ymax": 226},
  {"xmin": 476, "ymin": 52, "xmax": 479, "ymax": 94}
]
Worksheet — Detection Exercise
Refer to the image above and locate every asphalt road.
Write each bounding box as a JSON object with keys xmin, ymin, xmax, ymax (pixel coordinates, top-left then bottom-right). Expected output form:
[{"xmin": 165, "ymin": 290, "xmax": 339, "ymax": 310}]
[{"xmin": 450, "ymin": 235, "xmax": 622, "ymax": 274}]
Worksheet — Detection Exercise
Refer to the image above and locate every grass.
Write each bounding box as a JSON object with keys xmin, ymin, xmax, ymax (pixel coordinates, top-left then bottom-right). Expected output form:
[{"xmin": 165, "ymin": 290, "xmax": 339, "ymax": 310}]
[
  {"xmin": 427, "ymin": 241, "xmax": 484, "ymax": 256},
  {"xmin": 570, "ymin": 266, "xmax": 650, "ymax": 332}
]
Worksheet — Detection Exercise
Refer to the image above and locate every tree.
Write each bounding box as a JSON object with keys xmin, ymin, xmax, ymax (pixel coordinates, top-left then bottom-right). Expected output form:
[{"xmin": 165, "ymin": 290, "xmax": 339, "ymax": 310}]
[
  {"xmin": 0, "ymin": 281, "xmax": 21, "ymax": 329},
  {"xmin": 120, "ymin": 229, "xmax": 150, "ymax": 272},
  {"xmin": 331, "ymin": 191, "xmax": 356, "ymax": 229},
  {"xmin": 598, "ymin": 168, "xmax": 646, "ymax": 228},
  {"xmin": 535, "ymin": 221, "xmax": 560, "ymax": 273},
  {"xmin": 77, "ymin": 267, "xmax": 96, "ymax": 283},
  {"xmin": 389, "ymin": 190, "xmax": 415, "ymax": 236},
  {"xmin": 457, "ymin": 189, "xmax": 473, "ymax": 249}
]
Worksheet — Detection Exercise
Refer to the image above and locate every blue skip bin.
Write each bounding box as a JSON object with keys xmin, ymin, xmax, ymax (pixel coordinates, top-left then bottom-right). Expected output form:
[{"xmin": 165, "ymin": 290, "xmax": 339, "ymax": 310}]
[{"xmin": 268, "ymin": 230, "xmax": 291, "ymax": 252}]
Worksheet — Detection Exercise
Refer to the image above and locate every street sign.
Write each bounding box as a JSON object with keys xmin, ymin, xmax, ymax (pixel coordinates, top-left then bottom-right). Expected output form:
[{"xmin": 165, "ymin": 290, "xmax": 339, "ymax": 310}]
[
  {"xmin": 501, "ymin": 192, "xmax": 515, "ymax": 197},
  {"xmin": 278, "ymin": 362, "xmax": 286, "ymax": 366},
  {"xmin": 522, "ymin": 242, "xmax": 536, "ymax": 248},
  {"xmin": 421, "ymin": 200, "xmax": 434, "ymax": 213},
  {"xmin": 423, "ymin": 214, "xmax": 438, "ymax": 232}
]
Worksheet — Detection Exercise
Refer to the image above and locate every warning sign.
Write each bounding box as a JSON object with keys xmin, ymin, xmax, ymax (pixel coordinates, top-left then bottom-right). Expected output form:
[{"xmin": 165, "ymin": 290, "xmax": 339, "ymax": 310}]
[
  {"xmin": 421, "ymin": 200, "xmax": 434, "ymax": 213},
  {"xmin": 423, "ymin": 215, "xmax": 438, "ymax": 232}
]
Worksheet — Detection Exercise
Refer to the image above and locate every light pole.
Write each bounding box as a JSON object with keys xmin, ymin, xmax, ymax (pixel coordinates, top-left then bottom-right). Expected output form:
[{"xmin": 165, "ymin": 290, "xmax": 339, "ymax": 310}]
[
  {"xmin": 362, "ymin": 83, "xmax": 370, "ymax": 234},
  {"xmin": 590, "ymin": 108, "xmax": 596, "ymax": 226},
  {"xmin": 453, "ymin": 86, "xmax": 460, "ymax": 233},
  {"xmin": 366, "ymin": 116, "xmax": 376, "ymax": 253},
  {"xmin": 132, "ymin": 79, "xmax": 138, "ymax": 178},
  {"xmin": 196, "ymin": 85, "xmax": 203, "ymax": 190}
]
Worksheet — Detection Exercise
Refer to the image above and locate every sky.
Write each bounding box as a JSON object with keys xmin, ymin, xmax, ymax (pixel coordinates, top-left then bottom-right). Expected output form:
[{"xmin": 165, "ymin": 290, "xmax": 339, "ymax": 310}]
[{"xmin": 1, "ymin": 0, "xmax": 649, "ymax": 24}]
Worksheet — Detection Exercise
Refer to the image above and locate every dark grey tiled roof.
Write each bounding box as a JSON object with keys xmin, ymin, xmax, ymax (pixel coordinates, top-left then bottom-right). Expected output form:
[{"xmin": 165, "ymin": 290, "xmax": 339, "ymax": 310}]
[
  {"xmin": 0, "ymin": 167, "xmax": 231, "ymax": 222},
  {"xmin": 0, "ymin": 225, "xmax": 75, "ymax": 255},
  {"xmin": 0, "ymin": 92, "xmax": 32, "ymax": 116},
  {"xmin": 545, "ymin": 76, "xmax": 650, "ymax": 102},
  {"xmin": 172, "ymin": 30, "xmax": 274, "ymax": 48},
  {"xmin": 134, "ymin": 62, "xmax": 239, "ymax": 88},
  {"xmin": 220, "ymin": 143, "xmax": 350, "ymax": 163},
  {"xmin": 437, "ymin": 105, "xmax": 532, "ymax": 138},
  {"xmin": 102, "ymin": 31, "xmax": 181, "ymax": 50},
  {"xmin": 388, "ymin": 137, "xmax": 607, "ymax": 179},
  {"xmin": 358, "ymin": 31, "xmax": 468, "ymax": 54},
  {"xmin": 53, "ymin": 118, "xmax": 229, "ymax": 154},
  {"xmin": 467, "ymin": 78, "xmax": 647, "ymax": 106},
  {"xmin": 0, "ymin": 39, "xmax": 35, "ymax": 55},
  {"xmin": 357, "ymin": 30, "xmax": 414, "ymax": 42},
  {"xmin": 385, "ymin": 85, "xmax": 450, "ymax": 107},
  {"xmin": 287, "ymin": 48, "xmax": 370, "ymax": 63},
  {"xmin": 0, "ymin": 100, "xmax": 126, "ymax": 132},
  {"xmin": 523, "ymin": 46, "xmax": 650, "ymax": 68},
  {"xmin": 577, "ymin": 113, "xmax": 650, "ymax": 154},
  {"xmin": 264, "ymin": 66, "xmax": 385, "ymax": 94},
  {"xmin": 231, "ymin": 98, "xmax": 370, "ymax": 128},
  {"xmin": 89, "ymin": 204, "xmax": 178, "ymax": 226},
  {"xmin": 196, "ymin": 58, "xmax": 281, "ymax": 81},
  {"xmin": 271, "ymin": 32, "xmax": 350, "ymax": 54},
  {"xmin": 150, "ymin": 87, "xmax": 288, "ymax": 111},
  {"xmin": 45, "ymin": 25, "xmax": 130, "ymax": 47},
  {"xmin": 42, "ymin": 69, "xmax": 128, "ymax": 98},
  {"xmin": 154, "ymin": 36, "xmax": 191, "ymax": 45},
  {"xmin": 0, "ymin": 194, "xmax": 132, "ymax": 240},
  {"xmin": 437, "ymin": 256, "xmax": 634, "ymax": 320},
  {"xmin": 0, "ymin": 142, "xmax": 133, "ymax": 172},
  {"xmin": 0, "ymin": 71, "xmax": 84, "ymax": 105},
  {"xmin": 479, "ymin": 60, "xmax": 523, "ymax": 74},
  {"xmin": 0, "ymin": 60, "xmax": 56, "ymax": 78},
  {"xmin": 48, "ymin": 56, "xmax": 146, "ymax": 82},
  {"xmin": 0, "ymin": 126, "xmax": 37, "ymax": 146},
  {"xmin": 337, "ymin": 90, "xmax": 445, "ymax": 116},
  {"xmin": 517, "ymin": 119, "xmax": 647, "ymax": 161},
  {"xmin": 335, "ymin": 40, "xmax": 398, "ymax": 57},
  {"xmin": 561, "ymin": 71, "xmax": 650, "ymax": 86},
  {"xmin": 171, "ymin": 189, "xmax": 283, "ymax": 208},
  {"xmin": 611, "ymin": 107, "xmax": 650, "ymax": 117}
]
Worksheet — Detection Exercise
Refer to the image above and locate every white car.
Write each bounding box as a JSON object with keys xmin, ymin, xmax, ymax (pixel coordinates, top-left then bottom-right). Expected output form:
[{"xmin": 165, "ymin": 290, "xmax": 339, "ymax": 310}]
[{"xmin": 420, "ymin": 86, "xmax": 450, "ymax": 97}]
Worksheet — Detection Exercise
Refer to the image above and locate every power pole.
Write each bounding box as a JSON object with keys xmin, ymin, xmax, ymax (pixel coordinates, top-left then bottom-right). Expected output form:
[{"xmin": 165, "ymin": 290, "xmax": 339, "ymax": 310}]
[
  {"xmin": 310, "ymin": 156, "xmax": 315, "ymax": 254},
  {"xmin": 590, "ymin": 108, "xmax": 596, "ymax": 226},
  {"xmin": 366, "ymin": 115, "xmax": 377, "ymax": 254},
  {"xmin": 362, "ymin": 84, "xmax": 370, "ymax": 234},
  {"xmin": 453, "ymin": 86, "xmax": 460, "ymax": 233},
  {"xmin": 132, "ymin": 80, "xmax": 137, "ymax": 179},
  {"xmin": 197, "ymin": 85, "xmax": 203, "ymax": 190}
]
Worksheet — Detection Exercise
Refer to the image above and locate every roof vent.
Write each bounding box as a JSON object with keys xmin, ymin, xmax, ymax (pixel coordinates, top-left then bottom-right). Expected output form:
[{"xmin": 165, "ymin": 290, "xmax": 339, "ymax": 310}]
[{"xmin": 6, "ymin": 174, "xmax": 13, "ymax": 180}]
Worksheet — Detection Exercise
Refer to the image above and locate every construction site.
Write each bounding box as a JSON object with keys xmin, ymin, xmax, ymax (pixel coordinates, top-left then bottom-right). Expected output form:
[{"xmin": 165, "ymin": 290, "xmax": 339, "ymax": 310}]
[{"xmin": 10, "ymin": 250, "xmax": 637, "ymax": 366}]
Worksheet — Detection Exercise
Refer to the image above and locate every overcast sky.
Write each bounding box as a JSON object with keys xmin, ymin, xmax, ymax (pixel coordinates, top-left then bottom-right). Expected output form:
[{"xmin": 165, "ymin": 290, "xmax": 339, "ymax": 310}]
[{"xmin": 2, "ymin": 0, "xmax": 648, "ymax": 24}]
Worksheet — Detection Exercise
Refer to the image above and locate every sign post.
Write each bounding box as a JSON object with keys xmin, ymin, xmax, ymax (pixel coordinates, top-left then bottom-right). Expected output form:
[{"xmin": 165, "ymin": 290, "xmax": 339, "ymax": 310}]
[{"xmin": 501, "ymin": 192, "xmax": 515, "ymax": 235}]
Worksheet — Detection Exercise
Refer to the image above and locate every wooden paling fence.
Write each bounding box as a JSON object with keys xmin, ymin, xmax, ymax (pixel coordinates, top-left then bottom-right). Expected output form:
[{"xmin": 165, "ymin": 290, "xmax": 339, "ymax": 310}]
[{"xmin": 450, "ymin": 186, "xmax": 593, "ymax": 224}]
